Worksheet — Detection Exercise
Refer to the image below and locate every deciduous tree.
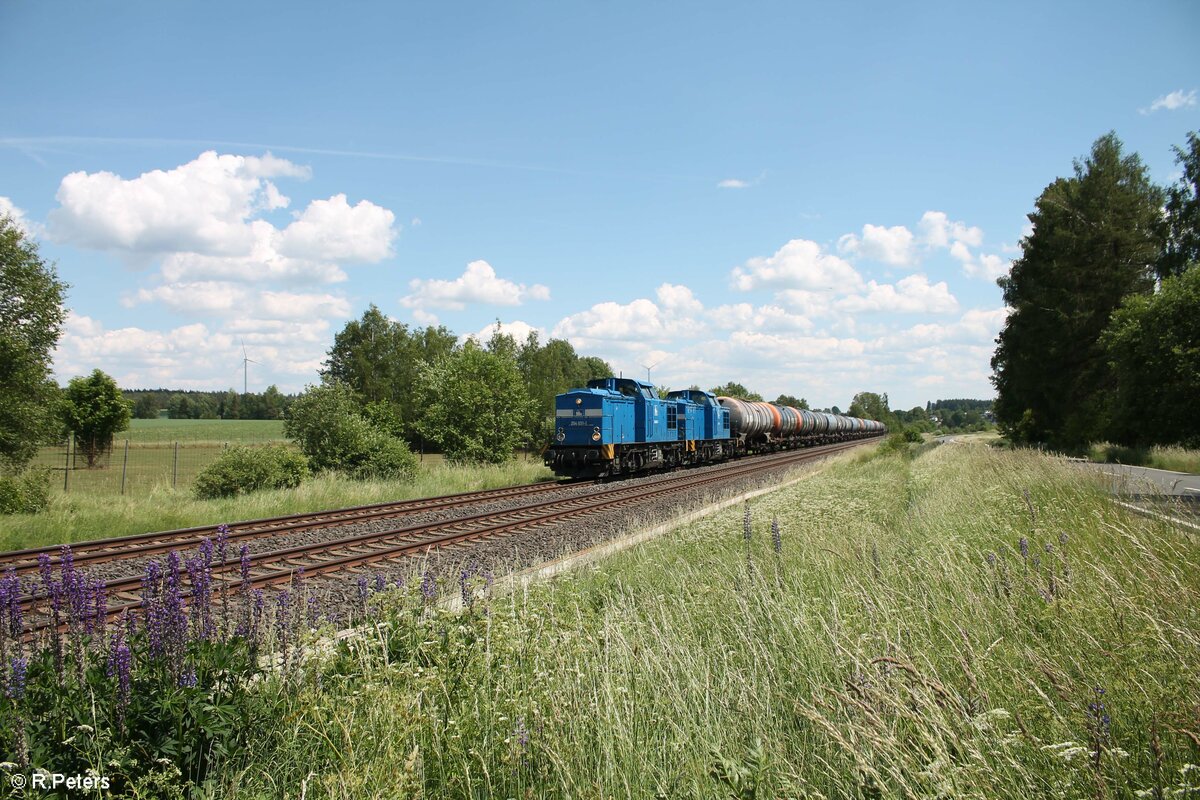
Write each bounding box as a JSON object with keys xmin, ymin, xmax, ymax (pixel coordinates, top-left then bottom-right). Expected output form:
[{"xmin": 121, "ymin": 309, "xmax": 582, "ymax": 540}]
[
  {"xmin": 62, "ymin": 369, "xmax": 132, "ymax": 468},
  {"xmin": 1100, "ymin": 266, "xmax": 1200, "ymax": 447},
  {"xmin": 0, "ymin": 215, "xmax": 67, "ymax": 470},
  {"xmin": 415, "ymin": 341, "xmax": 533, "ymax": 464}
]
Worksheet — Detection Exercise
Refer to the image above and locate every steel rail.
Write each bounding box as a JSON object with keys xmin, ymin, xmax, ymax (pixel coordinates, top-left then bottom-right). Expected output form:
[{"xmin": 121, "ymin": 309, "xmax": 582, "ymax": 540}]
[{"xmin": 0, "ymin": 478, "xmax": 591, "ymax": 576}]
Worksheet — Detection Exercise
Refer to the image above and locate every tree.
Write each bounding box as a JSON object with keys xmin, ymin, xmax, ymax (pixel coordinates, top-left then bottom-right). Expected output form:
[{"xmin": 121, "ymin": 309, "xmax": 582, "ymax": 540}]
[
  {"xmin": 132, "ymin": 395, "xmax": 160, "ymax": 419},
  {"xmin": 1158, "ymin": 131, "xmax": 1200, "ymax": 279},
  {"xmin": 1100, "ymin": 267, "xmax": 1200, "ymax": 447},
  {"xmin": 62, "ymin": 370, "xmax": 132, "ymax": 468},
  {"xmin": 773, "ymin": 394, "xmax": 809, "ymax": 409},
  {"xmin": 284, "ymin": 381, "xmax": 417, "ymax": 481},
  {"xmin": 991, "ymin": 133, "xmax": 1164, "ymax": 449},
  {"xmin": 415, "ymin": 341, "xmax": 533, "ymax": 464},
  {"xmin": 0, "ymin": 215, "xmax": 67, "ymax": 471},
  {"xmin": 710, "ymin": 382, "xmax": 763, "ymax": 401},
  {"xmin": 847, "ymin": 391, "xmax": 894, "ymax": 424},
  {"xmin": 322, "ymin": 305, "xmax": 457, "ymax": 441}
]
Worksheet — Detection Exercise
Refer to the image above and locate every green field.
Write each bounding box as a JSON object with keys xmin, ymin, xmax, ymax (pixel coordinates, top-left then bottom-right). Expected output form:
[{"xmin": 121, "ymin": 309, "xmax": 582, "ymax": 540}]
[{"xmin": 118, "ymin": 418, "xmax": 287, "ymax": 443}]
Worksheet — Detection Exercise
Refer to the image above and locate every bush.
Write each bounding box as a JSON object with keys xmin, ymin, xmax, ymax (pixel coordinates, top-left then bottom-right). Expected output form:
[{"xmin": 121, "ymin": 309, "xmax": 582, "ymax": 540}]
[
  {"xmin": 285, "ymin": 382, "xmax": 419, "ymax": 482},
  {"xmin": 350, "ymin": 430, "xmax": 419, "ymax": 482},
  {"xmin": 192, "ymin": 444, "xmax": 309, "ymax": 499},
  {"xmin": 0, "ymin": 468, "xmax": 50, "ymax": 514}
]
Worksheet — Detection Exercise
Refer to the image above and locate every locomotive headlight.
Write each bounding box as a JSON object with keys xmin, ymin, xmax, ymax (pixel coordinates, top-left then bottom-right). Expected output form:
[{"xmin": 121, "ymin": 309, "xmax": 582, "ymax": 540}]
[{"xmin": 575, "ymin": 398, "xmax": 582, "ymax": 405}]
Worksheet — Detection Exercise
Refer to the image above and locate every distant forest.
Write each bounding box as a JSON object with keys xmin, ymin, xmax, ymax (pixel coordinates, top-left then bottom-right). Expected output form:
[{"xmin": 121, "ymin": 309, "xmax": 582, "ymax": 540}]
[{"xmin": 123, "ymin": 387, "xmax": 295, "ymax": 420}]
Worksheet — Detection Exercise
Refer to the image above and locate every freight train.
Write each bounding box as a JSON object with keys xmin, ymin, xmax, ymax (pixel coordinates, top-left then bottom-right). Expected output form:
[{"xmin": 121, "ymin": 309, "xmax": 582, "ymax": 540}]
[{"xmin": 544, "ymin": 377, "xmax": 886, "ymax": 478}]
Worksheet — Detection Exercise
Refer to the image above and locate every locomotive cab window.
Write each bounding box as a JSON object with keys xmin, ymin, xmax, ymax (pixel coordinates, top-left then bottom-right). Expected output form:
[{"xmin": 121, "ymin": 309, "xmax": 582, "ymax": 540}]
[{"xmin": 666, "ymin": 405, "xmax": 677, "ymax": 430}]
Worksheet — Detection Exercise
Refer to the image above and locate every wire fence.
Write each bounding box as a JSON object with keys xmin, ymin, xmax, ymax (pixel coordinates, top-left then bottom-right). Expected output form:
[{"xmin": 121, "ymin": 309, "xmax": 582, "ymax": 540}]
[
  {"xmin": 30, "ymin": 436, "xmax": 294, "ymax": 496},
  {"xmin": 29, "ymin": 436, "xmax": 543, "ymax": 497}
]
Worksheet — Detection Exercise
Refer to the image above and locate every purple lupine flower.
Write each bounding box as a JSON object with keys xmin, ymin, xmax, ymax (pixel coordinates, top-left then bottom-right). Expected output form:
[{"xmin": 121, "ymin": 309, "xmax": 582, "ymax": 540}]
[
  {"xmin": 0, "ymin": 568, "xmax": 21, "ymax": 641},
  {"xmin": 306, "ymin": 594, "xmax": 320, "ymax": 628},
  {"xmin": 5, "ymin": 656, "xmax": 28, "ymax": 700},
  {"xmin": 420, "ymin": 571, "xmax": 437, "ymax": 602},
  {"xmin": 112, "ymin": 643, "xmax": 131, "ymax": 716},
  {"xmin": 1059, "ymin": 531, "xmax": 1068, "ymax": 546},
  {"xmin": 275, "ymin": 590, "xmax": 291, "ymax": 638},
  {"xmin": 87, "ymin": 578, "xmax": 107, "ymax": 636},
  {"xmin": 460, "ymin": 569, "xmax": 473, "ymax": 608},
  {"xmin": 178, "ymin": 667, "xmax": 197, "ymax": 688},
  {"xmin": 239, "ymin": 545, "xmax": 252, "ymax": 588},
  {"xmin": 1018, "ymin": 537, "xmax": 1029, "ymax": 561},
  {"xmin": 771, "ymin": 516, "xmax": 782, "ymax": 554},
  {"xmin": 1087, "ymin": 685, "xmax": 1112, "ymax": 768},
  {"xmin": 215, "ymin": 524, "xmax": 230, "ymax": 565},
  {"xmin": 37, "ymin": 552, "xmax": 53, "ymax": 594},
  {"xmin": 985, "ymin": 552, "xmax": 997, "ymax": 566},
  {"xmin": 356, "ymin": 575, "xmax": 369, "ymax": 607},
  {"xmin": 374, "ymin": 573, "xmax": 385, "ymax": 593}
]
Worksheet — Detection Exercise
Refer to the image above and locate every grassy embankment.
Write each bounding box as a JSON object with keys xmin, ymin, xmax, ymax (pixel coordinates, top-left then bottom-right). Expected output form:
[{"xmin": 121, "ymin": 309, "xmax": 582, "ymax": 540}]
[{"xmin": 203, "ymin": 441, "xmax": 1200, "ymax": 798}]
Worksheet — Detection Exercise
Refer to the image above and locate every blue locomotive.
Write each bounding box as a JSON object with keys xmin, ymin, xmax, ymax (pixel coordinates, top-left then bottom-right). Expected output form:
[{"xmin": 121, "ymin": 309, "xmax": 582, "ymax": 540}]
[{"xmin": 545, "ymin": 378, "xmax": 886, "ymax": 478}]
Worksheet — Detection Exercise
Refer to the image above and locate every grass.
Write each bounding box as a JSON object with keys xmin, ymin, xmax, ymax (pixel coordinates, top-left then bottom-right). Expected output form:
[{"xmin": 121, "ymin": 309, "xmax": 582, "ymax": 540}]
[
  {"xmin": 198, "ymin": 440, "xmax": 1200, "ymax": 798},
  {"xmin": 1089, "ymin": 442, "xmax": 1200, "ymax": 474},
  {"xmin": 116, "ymin": 418, "xmax": 287, "ymax": 444},
  {"xmin": 0, "ymin": 457, "xmax": 554, "ymax": 552}
]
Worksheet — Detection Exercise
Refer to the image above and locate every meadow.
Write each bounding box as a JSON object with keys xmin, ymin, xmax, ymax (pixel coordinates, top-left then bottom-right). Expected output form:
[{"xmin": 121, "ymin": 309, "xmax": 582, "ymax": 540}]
[{"xmin": 207, "ymin": 440, "xmax": 1197, "ymax": 798}]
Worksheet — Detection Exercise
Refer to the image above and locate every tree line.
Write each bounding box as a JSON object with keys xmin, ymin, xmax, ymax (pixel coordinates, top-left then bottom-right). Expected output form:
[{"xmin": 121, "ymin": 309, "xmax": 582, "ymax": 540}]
[
  {"xmin": 124, "ymin": 387, "xmax": 293, "ymax": 420},
  {"xmin": 992, "ymin": 131, "xmax": 1199, "ymax": 451}
]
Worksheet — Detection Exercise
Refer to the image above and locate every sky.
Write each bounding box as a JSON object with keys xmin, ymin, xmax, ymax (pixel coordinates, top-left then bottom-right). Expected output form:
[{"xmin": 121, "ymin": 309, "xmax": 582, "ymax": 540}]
[{"xmin": 1, "ymin": 0, "xmax": 1197, "ymax": 412}]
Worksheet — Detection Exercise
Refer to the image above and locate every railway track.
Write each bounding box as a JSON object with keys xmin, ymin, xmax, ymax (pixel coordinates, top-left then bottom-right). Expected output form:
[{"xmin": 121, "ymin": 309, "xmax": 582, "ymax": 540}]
[
  {"xmin": 12, "ymin": 438, "xmax": 878, "ymax": 630},
  {"xmin": 0, "ymin": 478, "xmax": 592, "ymax": 577}
]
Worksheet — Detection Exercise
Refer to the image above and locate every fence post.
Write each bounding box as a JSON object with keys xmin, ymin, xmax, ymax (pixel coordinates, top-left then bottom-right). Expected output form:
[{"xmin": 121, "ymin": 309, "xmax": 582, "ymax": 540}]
[
  {"xmin": 173, "ymin": 441, "xmax": 179, "ymax": 488},
  {"xmin": 63, "ymin": 433, "xmax": 71, "ymax": 492},
  {"xmin": 120, "ymin": 439, "xmax": 129, "ymax": 495}
]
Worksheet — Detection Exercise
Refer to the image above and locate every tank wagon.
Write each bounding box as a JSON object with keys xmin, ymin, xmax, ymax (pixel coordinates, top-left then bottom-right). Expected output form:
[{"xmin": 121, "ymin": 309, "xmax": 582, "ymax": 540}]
[{"xmin": 544, "ymin": 377, "xmax": 886, "ymax": 478}]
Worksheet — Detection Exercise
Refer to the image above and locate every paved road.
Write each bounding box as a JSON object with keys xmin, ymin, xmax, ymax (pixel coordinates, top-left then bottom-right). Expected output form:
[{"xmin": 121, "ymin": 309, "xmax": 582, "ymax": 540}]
[{"xmin": 1068, "ymin": 461, "xmax": 1200, "ymax": 497}]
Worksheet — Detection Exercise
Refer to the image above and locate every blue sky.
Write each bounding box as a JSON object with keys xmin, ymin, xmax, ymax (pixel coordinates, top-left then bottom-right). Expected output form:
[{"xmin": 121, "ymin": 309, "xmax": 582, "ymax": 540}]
[{"xmin": 2, "ymin": 0, "xmax": 1197, "ymax": 410}]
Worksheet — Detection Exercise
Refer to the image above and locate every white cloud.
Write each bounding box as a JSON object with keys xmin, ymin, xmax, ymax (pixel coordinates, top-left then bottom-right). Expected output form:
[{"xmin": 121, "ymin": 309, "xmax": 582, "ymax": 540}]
[
  {"xmin": 551, "ymin": 283, "xmax": 707, "ymax": 346},
  {"xmin": 717, "ymin": 178, "xmax": 750, "ymax": 189},
  {"xmin": 837, "ymin": 223, "xmax": 916, "ymax": 266},
  {"xmin": 1142, "ymin": 89, "xmax": 1197, "ymax": 114},
  {"xmin": 50, "ymin": 151, "xmax": 307, "ymax": 255},
  {"xmin": 277, "ymin": 193, "xmax": 396, "ymax": 263},
  {"xmin": 411, "ymin": 308, "xmax": 440, "ymax": 326},
  {"xmin": 124, "ymin": 282, "xmax": 352, "ymax": 321},
  {"xmin": 836, "ymin": 274, "xmax": 959, "ymax": 314},
  {"xmin": 466, "ymin": 319, "xmax": 545, "ymax": 345},
  {"xmin": 47, "ymin": 151, "xmax": 397, "ymax": 285},
  {"xmin": 917, "ymin": 211, "xmax": 983, "ymax": 249},
  {"xmin": 54, "ymin": 311, "xmax": 334, "ymax": 392},
  {"xmin": 731, "ymin": 238, "xmax": 863, "ymax": 292},
  {"xmin": 401, "ymin": 260, "xmax": 550, "ymax": 311},
  {"xmin": 1, "ymin": 196, "xmax": 38, "ymax": 238}
]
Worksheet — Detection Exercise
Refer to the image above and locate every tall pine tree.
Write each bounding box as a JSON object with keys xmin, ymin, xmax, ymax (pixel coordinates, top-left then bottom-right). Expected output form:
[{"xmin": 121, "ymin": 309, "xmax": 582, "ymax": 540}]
[{"xmin": 991, "ymin": 133, "xmax": 1164, "ymax": 449}]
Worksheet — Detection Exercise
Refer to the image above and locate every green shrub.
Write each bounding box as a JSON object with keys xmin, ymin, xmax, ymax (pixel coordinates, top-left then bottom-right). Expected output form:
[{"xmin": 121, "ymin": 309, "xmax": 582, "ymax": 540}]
[
  {"xmin": 0, "ymin": 468, "xmax": 50, "ymax": 514},
  {"xmin": 350, "ymin": 430, "xmax": 419, "ymax": 482},
  {"xmin": 192, "ymin": 444, "xmax": 309, "ymax": 499},
  {"xmin": 285, "ymin": 382, "xmax": 419, "ymax": 482}
]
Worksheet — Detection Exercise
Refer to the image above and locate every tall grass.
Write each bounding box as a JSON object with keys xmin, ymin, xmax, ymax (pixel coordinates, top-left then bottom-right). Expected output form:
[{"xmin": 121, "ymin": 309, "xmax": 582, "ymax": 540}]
[
  {"xmin": 1089, "ymin": 442, "xmax": 1200, "ymax": 474},
  {"xmin": 0, "ymin": 459, "xmax": 554, "ymax": 552},
  {"xmin": 219, "ymin": 443, "xmax": 1200, "ymax": 798}
]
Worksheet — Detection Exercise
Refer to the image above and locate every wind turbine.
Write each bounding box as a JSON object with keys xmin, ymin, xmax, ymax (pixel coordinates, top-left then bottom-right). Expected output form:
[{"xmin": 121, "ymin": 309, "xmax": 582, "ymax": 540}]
[
  {"xmin": 641, "ymin": 358, "xmax": 664, "ymax": 386},
  {"xmin": 240, "ymin": 339, "xmax": 260, "ymax": 395}
]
